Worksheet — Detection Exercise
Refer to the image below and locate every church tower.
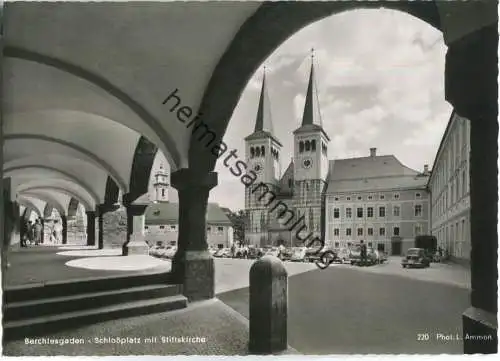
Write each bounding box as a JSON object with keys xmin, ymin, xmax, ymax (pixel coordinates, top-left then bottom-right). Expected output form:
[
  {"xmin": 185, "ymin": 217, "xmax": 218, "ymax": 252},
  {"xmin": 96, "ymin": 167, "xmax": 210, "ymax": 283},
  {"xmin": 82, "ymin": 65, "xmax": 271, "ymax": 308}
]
[
  {"xmin": 153, "ymin": 163, "xmax": 169, "ymax": 202},
  {"xmin": 244, "ymin": 69, "xmax": 282, "ymax": 246},
  {"xmin": 292, "ymin": 50, "xmax": 330, "ymax": 243}
]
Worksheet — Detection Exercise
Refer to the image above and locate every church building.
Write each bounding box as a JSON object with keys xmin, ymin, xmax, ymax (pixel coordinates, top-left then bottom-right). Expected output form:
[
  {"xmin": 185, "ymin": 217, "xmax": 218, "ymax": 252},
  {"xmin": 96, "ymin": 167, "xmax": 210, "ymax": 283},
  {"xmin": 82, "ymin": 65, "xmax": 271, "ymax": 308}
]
[{"xmin": 244, "ymin": 56, "xmax": 431, "ymax": 255}]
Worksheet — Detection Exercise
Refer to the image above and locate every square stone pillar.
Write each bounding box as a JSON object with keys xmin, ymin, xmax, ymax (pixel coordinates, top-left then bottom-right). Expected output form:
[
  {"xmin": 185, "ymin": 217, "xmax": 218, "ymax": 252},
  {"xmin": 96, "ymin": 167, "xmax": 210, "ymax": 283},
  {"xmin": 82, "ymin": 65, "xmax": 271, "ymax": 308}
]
[
  {"xmin": 61, "ymin": 215, "xmax": 68, "ymax": 245},
  {"xmin": 86, "ymin": 211, "xmax": 96, "ymax": 246},
  {"xmin": 123, "ymin": 203, "xmax": 149, "ymax": 256},
  {"xmin": 171, "ymin": 169, "xmax": 217, "ymax": 302},
  {"xmin": 96, "ymin": 203, "xmax": 121, "ymax": 250},
  {"xmin": 445, "ymin": 24, "xmax": 498, "ymax": 354}
]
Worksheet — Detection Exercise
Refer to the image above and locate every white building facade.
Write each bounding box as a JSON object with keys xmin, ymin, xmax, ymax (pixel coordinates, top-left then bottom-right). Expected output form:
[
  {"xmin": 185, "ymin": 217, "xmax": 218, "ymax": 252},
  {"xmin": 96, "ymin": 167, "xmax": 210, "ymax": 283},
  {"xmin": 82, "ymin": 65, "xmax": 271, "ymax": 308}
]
[
  {"xmin": 428, "ymin": 111, "xmax": 471, "ymax": 263},
  {"xmin": 324, "ymin": 150, "xmax": 430, "ymax": 255},
  {"xmin": 145, "ymin": 167, "xmax": 233, "ymax": 248}
]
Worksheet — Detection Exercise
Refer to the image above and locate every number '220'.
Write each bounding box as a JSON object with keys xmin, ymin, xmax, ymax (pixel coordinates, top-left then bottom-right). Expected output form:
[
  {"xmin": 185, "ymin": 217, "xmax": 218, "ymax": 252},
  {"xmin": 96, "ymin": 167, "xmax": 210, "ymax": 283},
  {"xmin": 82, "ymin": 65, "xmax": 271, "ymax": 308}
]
[{"xmin": 417, "ymin": 333, "xmax": 430, "ymax": 341}]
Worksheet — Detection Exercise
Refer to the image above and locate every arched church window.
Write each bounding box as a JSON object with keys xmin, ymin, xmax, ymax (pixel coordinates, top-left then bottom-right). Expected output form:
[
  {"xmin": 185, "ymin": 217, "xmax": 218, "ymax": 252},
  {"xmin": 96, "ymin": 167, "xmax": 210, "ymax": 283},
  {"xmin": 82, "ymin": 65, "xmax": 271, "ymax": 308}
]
[
  {"xmin": 299, "ymin": 141, "xmax": 304, "ymax": 153},
  {"xmin": 261, "ymin": 146, "xmax": 265, "ymax": 156},
  {"xmin": 250, "ymin": 147, "xmax": 255, "ymax": 158},
  {"xmin": 311, "ymin": 140, "xmax": 316, "ymax": 151},
  {"xmin": 256, "ymin": 147, "xmax": 261, "ymax": 157},
  {"xmin": 305, "ymin": 140, "xmax": 311, "ymax": 151},
  {"xmin": 162, "ymin": 189, "xmax": 165, "ymax": 197}
]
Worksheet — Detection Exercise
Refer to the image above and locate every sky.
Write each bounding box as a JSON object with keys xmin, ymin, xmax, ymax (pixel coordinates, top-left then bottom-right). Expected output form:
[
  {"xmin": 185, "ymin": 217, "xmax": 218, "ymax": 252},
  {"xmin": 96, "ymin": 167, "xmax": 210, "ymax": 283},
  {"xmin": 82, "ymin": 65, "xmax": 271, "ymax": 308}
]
[{"xmin": 149, "ymin": 8, "xmax": 452, "ymax": 212}]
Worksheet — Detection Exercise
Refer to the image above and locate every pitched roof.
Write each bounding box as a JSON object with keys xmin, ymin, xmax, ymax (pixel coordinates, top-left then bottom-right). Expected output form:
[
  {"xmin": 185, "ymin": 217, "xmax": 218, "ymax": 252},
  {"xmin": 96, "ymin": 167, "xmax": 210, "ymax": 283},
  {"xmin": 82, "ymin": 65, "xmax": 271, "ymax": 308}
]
[
  {"xmin": 326, "ymin": 155, "xmax": 428, "ymax": 193},
  {"xmin": 293, "ymin": 61, "xmax": 330, "ymax": 141},
  {"xmin": 145, "ymin": 202, "xmax": 232, "ymax": 226},
  {"xmin": 245, "ymin": 71, "xmax": 283, "ymax": 147}
]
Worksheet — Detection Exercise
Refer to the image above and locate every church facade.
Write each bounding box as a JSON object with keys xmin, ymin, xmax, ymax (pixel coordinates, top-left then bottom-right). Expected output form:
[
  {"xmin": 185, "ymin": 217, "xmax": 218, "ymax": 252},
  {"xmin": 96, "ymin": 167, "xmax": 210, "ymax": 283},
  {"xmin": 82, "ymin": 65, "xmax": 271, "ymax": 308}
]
[{"xmin": 243, "ymin": 60, "xmax": 431, "ymax": 255}]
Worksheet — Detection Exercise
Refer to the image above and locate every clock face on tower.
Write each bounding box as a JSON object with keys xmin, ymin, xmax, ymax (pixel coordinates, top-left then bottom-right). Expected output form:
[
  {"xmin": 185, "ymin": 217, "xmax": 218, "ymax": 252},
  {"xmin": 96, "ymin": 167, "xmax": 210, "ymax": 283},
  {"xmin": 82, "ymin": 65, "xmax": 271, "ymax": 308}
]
[
  {"xmin": 302, "ymin": 157, "xmax": 313, "ymax": 169},
  {"xmin": 253, "ymin": 162, "xmax": 263, "ymax": 174}
]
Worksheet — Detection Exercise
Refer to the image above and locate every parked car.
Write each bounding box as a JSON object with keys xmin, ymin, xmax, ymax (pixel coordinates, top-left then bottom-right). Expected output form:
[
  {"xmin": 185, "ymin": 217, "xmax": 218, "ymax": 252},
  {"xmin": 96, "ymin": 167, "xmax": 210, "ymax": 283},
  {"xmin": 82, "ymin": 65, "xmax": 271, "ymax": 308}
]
[
  {"xmin": 374, "ymin": 250, "xmax": 388, "ymax": 264},
  {"xmin": 305, "ymin": 247, "xmax": 336, "ymax": 264},
  {"xmin": 336, "ymin": 247, "xmax": 351, "ymax": 264},
  {"xmin": 350, "ymin": 245, "xmax": 377, "ymax": 266},
  {"xmin": 149, "ymin": 245, "xmax": 162, "ymax": 257},
  {"xmin": 402, "ymin": 248, "xmax": 431, "ymax": 268},
  {"xmin": 290, "ymin": 247, "xmax": 307, "ymax": 262},
  {"xmin": 263, "ymin": 247, "xmax": 280, "ymax": 257},
  {"xmin": 247, "ymin": 246, "xmax": 263, "ymax": 259},
  {"xmin": 235, "ymin": 246, "xmax": 248, "ymax": 258},
  {"xmin": 163, "ymin": 246, "xmax": 177, "ymax": 259},
  {"xmin": 279, "ymin": 247, "xmax": 294, "ymax": 261},
  {"xmin": 213, "ymin": 248, "xmax": 231, "ymax": 258}
]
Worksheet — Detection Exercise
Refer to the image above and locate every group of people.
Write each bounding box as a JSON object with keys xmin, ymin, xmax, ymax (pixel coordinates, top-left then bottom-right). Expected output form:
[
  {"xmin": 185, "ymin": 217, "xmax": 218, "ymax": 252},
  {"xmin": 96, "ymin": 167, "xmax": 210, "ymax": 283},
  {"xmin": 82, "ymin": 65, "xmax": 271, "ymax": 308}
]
[{"xmin": 21, "ymin": 218, "xmax": 44, "ymax": 247}]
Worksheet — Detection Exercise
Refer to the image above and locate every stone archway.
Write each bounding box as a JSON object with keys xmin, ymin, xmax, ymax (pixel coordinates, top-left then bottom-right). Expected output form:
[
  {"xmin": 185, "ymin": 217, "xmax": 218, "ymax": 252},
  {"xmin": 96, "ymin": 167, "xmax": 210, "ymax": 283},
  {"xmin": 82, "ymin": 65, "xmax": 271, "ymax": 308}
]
[{"xmin": 183, "ymin": 1, "xmax": 497, "ymax": 353}]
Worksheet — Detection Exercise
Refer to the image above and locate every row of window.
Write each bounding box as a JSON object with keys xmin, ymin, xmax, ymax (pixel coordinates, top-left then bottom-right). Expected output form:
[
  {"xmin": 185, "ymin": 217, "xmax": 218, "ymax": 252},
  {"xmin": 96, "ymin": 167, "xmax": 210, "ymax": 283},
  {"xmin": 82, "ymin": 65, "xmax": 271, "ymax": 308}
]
[
  {"xmin": 332, "ymin": 205, "xmax": 422, "ymax": 219},
  {"xmin": 432, "ymin": 167, "xmax": 468, "ymax": 220},
  {"xmin": 332, "ymin": 227, "xmax": 399, "ymax": 237},
  {"xmin": 332, "ymin": 192, "xmax": 422, "ymax": 202},
  {"xmin": 147, "ymin": 225, "xmax": 224, "ymax": 232},
  {"xmin": 332, "ymin": 224, "xmax": 423, "ymax": 237},
  {"xmin": 249, "ymin": 146, "xmax": 280, "ymax": 159}
]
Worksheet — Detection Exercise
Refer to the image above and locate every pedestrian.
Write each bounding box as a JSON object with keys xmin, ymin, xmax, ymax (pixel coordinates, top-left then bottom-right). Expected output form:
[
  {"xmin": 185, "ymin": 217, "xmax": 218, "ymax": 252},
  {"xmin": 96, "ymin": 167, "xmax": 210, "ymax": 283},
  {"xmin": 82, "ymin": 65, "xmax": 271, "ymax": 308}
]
[
  {"xmin": 359, "ymin": 240, "xmax": 367, "ymax": 266},
  {"xmin": 27, "ymin": 220, "xmax": 34, "ymax": 246},
  {"xmin": 231, "ymin": 243, "xmax": 236, "ymax": 258},
  {"xmin": 34, "ymin": 219, "xmax": 43, "ymax": 246}
]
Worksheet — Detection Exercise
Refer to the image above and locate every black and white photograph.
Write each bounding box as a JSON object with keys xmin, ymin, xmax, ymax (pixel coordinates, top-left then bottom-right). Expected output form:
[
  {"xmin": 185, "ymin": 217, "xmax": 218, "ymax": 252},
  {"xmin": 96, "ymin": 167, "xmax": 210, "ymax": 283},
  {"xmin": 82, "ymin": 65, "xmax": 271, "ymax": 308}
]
[{"xmin": 0, "ymin": 0, "xmax": 498, "ymax": 357}]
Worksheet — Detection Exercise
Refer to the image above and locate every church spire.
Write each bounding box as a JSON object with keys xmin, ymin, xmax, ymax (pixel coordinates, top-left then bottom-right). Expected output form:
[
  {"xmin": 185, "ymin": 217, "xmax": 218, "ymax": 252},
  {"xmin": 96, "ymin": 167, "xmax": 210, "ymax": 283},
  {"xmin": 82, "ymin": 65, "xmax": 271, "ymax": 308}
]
[
  {"xmin": 253, "ymin": 67, "xmax": 275, "ymax": 135},
  {"xmin": 301, "ymin": 48, "xmax": 323, "ymax": 128}
]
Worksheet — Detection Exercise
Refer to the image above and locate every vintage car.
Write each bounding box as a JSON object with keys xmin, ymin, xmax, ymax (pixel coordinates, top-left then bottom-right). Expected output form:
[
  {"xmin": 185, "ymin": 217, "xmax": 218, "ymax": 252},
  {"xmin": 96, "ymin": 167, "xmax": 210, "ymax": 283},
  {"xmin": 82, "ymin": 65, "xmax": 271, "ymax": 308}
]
[
  {"xmin": 350, "ymin": 245, "xmax": 377, "ymax": 266},
  {"xmin": 305, "ymin": 247, "xmax": 336, "ymax": 264},
  {"xmin": 334, "ymin": 247, "xmax": 351, "ymax": 264},
  {"xmin": 262, "ymin": 247, "xmax": 280, "ymax": 257},
  {"xmin": 290, "ymin": 247, "xmax": 307, "ymax": 262},
  {"xmin": 374, "ymin": 250, "xmax": 388, "ymax": 264},
  {"xmin": 279, "ymin": 247, "xmax": 294, "ymax": 261},
  {"xmin": 163, "ymin": 246, "xmax": 177, "ymax": 259},
  {"xmin": 213, "ymin": 248, "xmax": 231, "ymax": 258},
  {"xmin": 402, "ymin": 248, "xmax": 431, "ymax": 268},
  {"xmin": 247, "ymin": 246, "xmax": 264, "ymax": 259}
]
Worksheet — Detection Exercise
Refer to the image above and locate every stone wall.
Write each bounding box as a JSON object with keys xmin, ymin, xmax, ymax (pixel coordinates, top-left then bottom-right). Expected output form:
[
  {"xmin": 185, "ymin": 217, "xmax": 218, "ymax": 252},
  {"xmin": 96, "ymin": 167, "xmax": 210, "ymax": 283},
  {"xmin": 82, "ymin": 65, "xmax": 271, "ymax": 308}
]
[{"xmin": 102, "ymin": 207, "xmax": 128, "ymax": 248}]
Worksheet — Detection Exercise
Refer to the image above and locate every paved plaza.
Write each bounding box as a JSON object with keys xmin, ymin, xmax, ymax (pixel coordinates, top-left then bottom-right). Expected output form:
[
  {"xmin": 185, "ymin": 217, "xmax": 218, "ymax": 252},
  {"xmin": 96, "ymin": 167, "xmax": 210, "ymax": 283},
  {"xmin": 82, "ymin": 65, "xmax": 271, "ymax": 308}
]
[
  {"xmin": 3, "ymin": 246, "xmax": 471, "ymax": 355},
  {"xmin": 217, "ymin": 257, "xmax": 470, "ymax": 354}
]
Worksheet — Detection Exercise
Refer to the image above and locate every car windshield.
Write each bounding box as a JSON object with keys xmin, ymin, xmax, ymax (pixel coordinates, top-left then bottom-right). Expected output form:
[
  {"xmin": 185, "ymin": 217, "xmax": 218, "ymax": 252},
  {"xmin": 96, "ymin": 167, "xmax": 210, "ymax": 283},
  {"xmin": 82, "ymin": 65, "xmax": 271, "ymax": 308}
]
[{"xmin": 407, "ymin": 249, "xmax": 421, "ymax": 255}]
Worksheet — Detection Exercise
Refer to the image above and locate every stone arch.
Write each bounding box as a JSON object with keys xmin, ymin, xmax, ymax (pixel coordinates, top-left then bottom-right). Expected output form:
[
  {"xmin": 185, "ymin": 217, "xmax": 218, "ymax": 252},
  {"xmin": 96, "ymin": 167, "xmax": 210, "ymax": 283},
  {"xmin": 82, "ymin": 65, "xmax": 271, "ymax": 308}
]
[
  {"xmin": 125, "ymin": 136, "xmax": 158, "ymax": 204},
  {"xmin": 4, "ymin": 165, "xmax": 101, "ymax": 204},
  {"xmin": 43, "ymin": 203, "xmax": 54, "ymax": 219},
  {"xmin": 4, "ymin": 134, "xmax": 127, "ymax": 192},
  {"xmin": 4, "ymin": 46, "xmax": 181, "ymax": 170},
  {"xmin": 188, "ymin": 1, "xmax": 442, "ymax": 173},
  {"xmin": 17, "ymin": 198, "xmax": 42, "ymax": 219},
  {"xmin": 104, "ymin": 176, "xmax": 120, "ymax": 205}
]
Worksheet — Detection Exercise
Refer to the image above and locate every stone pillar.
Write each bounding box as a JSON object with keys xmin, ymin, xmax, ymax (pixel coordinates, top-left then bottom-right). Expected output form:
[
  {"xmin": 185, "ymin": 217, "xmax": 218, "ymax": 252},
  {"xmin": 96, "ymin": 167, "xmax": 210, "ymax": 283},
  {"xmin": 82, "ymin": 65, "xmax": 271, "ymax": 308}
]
[
  {"xmin": 2, "ymin": 178, "xmax": 14, "ymax": 274},
  {"xmin": 96, "ymin": 203, "xmax": 121, "ymax": 250},
  {"xmin": 61, "ymin": 215, "xmax": 68, "ymax": 245},
  {"xmin": 171, "ymin": 169, "xmax": 217, "ymax": 301},
  {"xmin": 445, "ymin": 24, "xmax": 498, "ymax": 354},
  {"xmin": 249, "ymin": 255, "xmax": 288, "ymax": 354},
  {"xmin": 86, "ymin": 211, "xmax": 96, "ymax": 246},
  {"xmin": 123, "ymin": 204, "xmax": 149, "ymax": 256}
]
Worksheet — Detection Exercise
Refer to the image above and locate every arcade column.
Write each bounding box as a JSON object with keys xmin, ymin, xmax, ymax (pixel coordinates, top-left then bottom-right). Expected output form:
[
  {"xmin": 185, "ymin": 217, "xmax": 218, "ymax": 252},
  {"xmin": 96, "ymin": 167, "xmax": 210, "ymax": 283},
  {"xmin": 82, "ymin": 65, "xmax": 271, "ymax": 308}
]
[
  {"xmin": 445, "ymin": 23, "xmax": 498, "ymax": 354},
  {"xmin": 171, "ymin": 169, "xmax": 217, "ymax": 301}
]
